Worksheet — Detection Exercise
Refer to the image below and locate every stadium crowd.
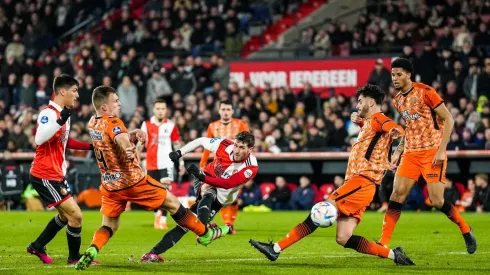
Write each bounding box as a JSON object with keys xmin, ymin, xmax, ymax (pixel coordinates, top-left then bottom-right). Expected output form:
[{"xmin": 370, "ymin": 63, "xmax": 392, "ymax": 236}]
[{"xmin": 0, "ymin": 0, "xmax": 489, "ymax": 212}]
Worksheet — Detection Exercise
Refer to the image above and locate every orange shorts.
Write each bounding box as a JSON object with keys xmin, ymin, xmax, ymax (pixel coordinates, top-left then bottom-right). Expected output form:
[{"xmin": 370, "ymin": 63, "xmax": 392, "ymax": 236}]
[
  {"xmin": 396, "ymin": 149, "xmax": 447, "ymax": 183},
  {"xmin": 100, "ymin": 175, "xmax": 167, "ymax": 218},
  {"xmin": 327, "ymin": 176, "xmax": 376, "ymax": 223}
]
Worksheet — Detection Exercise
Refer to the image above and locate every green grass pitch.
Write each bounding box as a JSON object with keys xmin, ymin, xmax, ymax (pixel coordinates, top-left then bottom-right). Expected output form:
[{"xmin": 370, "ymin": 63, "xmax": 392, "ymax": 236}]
[{"xmin": 0, "ymin": 211, "xmax": 489, "ymax": 274}]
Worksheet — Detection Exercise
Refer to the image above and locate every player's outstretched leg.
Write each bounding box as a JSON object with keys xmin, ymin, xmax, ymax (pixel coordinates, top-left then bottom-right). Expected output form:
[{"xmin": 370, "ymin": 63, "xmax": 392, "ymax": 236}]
[
  {"xmin": 142, "ymin": 226, "xmax": 188, "ymax": 262},
  {"xmin": 27, "ymin": 214, "xmax": 67, "ymax": 264},
  {"xmin": 379, "ymin": 176, "xmax": 416, "ymax": 246},
  {"xmin": 76, "ymin": 221, "xmax": 116, "ymax": 270},
  {"xmin": 428, "ymin": 182, "xmax": 476, "ymax": 254},
  {"xmin": 197, "ymin": 188, "xmax": 217, "ymax": 225},
  {"xmin": 164, "ymin": 193, "xmax": 229, "ymax": 246},
  {"xmin": 249, "ymin": 214, "xmax": 318, "ymax": 261}
]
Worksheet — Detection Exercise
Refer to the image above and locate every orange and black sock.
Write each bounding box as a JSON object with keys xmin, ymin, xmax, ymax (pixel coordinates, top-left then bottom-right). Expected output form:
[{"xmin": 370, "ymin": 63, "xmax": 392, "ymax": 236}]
[
  {"xmin": 91, "ymin": 225, "xmax": 113, "ymax": 252},
  {"xmin": 172, "ymin": 205, "xmax": 206, "ymax": 236},
  {"xmin": 439, "ymin": 200, "xmax": 471, "ymax": 234},
  {"xmin": 379, "ymin": 200, "xmax": 402, "ymax": 246},
  {"xmin": 276, "ymin": 215, "xmax": 318, "ymax": 252},
  {"xmin": 344, "ymin": 235, "xmax": 392, "ymax": 258}
]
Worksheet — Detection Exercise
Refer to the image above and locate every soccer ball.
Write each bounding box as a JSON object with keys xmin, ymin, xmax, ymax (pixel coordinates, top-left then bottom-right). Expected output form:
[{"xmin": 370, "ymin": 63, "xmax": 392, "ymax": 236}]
[{"xmin": 310, "ymin": 202, "xmax": 338, "ymax": 228}]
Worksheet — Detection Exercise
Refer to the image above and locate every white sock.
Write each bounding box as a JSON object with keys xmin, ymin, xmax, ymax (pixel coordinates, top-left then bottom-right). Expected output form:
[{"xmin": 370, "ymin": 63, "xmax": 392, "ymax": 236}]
[
  {"xmin": 273, "ymin": 243, "xmax": 282, "ymax": 253},
  {"xmin": 388, "ymin": 249, "xmax": 395, "ymax": 260}
]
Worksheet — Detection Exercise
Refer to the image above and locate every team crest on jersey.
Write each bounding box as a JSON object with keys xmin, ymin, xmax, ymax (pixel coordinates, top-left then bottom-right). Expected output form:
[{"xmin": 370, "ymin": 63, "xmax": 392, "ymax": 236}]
[
  {"xmin": 210, "ymin": 137, "xmax": 219, "ymax": 143},
  {"xmin": 244, "ymin": 169, "xmax": 253, "ymax": 178},
  {"xmin": 40, "ymin": 116, "xmax": 49, "ymax": 124},
  {"xmin": 89, "ymin": 129, "xmax": 103, "ymax": 140},
  {"xmin": 112, "ymin": 126, "xmax": 122, "ymax": 134}
]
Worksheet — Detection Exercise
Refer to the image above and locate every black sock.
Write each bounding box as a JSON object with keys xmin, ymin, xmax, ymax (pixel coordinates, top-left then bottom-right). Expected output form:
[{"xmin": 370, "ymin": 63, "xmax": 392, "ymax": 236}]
[
  {"xmin": 388, "ymin": 200, "xmax": 403, "ymax": 211},
  {"xmin": 439, "ymin": 200, "xmax": 451, "ymax": 215},
  {"xmin": 344, "ymin": 235, "xmax": 362, "ymax": 249},
  {"xmin": 150, "ymin": 226, "xmax": 188, "ymax": 255},
  {"xmin": 33, "ymin": 215, "xmax": 67, "ymax": 249},
  {"xmin": 66, "ymin": 225, "xmax": 82, "ymax": 260},
  {"xmin": 304, "ymin": 214, "xmax": 319, "ymax": 233},
  {"xmin": 170, "ymin": 204, "xmax": 187, "ymax": 221},
  {"xmin": 197, "ymin": 189, "xmax": 217, "ymax": 224}
]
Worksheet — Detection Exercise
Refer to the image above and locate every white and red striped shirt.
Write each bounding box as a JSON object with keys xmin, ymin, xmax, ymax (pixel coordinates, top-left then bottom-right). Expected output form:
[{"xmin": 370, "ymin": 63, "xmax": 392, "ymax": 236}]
[
  {"xmin": 180, "ymin": 137, "xmax": 259, "ymax": 206},
  {"xmin": 31, "ymin": 101, "xmax": 70, "ymax": 181},
  {"xmin": 141, "ymin": 117, "xmax": 180, "ymax": 171}
]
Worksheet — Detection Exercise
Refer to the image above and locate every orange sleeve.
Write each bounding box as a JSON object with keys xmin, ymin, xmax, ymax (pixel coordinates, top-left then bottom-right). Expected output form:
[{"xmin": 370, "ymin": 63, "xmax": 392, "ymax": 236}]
[
  {"xmin": 422, "ymin": 87, "xmax": 444, "ymax": 110},
  {"xmin": 372, "ymin": 113, "xmax": 404, "ymax": 136},
  {"xmin": 200, "ymin": 124, "xmax": 215, "ymax": 168},
  {"xmin": 106, "ymin": 118, "xmax": 128, "ymax": 142}
]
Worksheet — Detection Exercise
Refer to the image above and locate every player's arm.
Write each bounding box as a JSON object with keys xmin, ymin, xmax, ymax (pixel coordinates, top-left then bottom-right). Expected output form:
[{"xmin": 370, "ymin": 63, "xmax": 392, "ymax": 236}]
[
  {"xmin": 188, "ymin": 164, "xmax": 258, "ymax": 189},
  {"xmin": 107, "ymin": 119, "xmax": 135, "ymax": 160},
  {"xmin": 67, "ymin": 138, "xmax": 93, "ymax": 150},
  {"xmin": 136, "ymin": 121, "xmax": 147, "ymax": 154},
  {"xmin": 199, "ymin": 126, "xmax": 214, "ymax": 168},
  {"xmin": 170, "ymin": 124, "xmax": 185, "ymax": 169},
  {"xmin": 170, "ymin": 137, "xmax": 223, "ymax": 163},
  {"xmin": 373, "ymin": 113, "xmax": 405, "ymax": 139},
  {"xmin": 34, "ymin": 108, "xmax": 71, "ymax": 145},
  {"xmin": 433, "ymin": 103, "xmax": 454, "ymax": 151},
  {"xmin": 350, "ymin": 112, "xmax": 364, "ymax": 127}
]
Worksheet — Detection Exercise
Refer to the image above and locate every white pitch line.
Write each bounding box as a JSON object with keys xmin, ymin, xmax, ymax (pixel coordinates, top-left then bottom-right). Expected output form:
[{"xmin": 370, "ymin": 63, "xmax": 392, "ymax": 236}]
[{"xmin": 436, "ymin": 251, "xmax": 490, "ymax": 255}]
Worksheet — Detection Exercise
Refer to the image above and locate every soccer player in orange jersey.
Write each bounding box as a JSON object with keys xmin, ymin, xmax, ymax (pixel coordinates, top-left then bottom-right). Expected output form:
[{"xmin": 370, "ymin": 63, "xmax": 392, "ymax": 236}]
[
  {"xmin": 75, "ymin": 87, "xmax": 228, "ymax": 270},
  {"xmin": 250, "ymin": 84, "xmax": 415, "ymax": 265},
  {"xmin": 378, "ymin": 58, "xmax": 476, "ymax": 253},
  {"xmin": 201, "ymin": 100, "xmax": 249, "ymax": 234}
]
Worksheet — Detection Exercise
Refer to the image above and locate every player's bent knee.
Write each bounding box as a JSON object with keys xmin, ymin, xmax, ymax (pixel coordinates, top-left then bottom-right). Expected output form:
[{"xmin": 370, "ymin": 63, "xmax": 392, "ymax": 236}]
[
  {"xmin": 161, "ymin": 193, "xmax": 180, "ymax": 215},
  {"xmin": 429, "ymin": 197, "xmax": 444, "ymax": 208},
  {"xmin": 336, "ymin": 233, "xmax": 352, "ymax": 246}
]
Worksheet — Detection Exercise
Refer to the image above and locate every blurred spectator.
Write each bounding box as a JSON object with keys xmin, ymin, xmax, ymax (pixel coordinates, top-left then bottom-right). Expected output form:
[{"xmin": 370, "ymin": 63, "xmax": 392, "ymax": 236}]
[
  {"xmin": 268, "ymin": 176, "xmax": 291, "ymax": 210},
  {"xmin": 368, "ymin": 59, "xmax": 391, "ymax": 92},
  {"xmin": 118, "ymin": 76, "xmax": 138, "ymax": 121},
  {"xmin": 443, "ymin": 178, "xmax": 462, "ymax": 206},
  {"xmin": 472, "ymin": 174, "xmax": 490, "ymax": 212},
  {"xmin": 290, "ymin": 176, "xmax": 315, "ymax": 210},
  {"xmin": 238, "ymin": 180, "xmax": 262, "ymax": 209},
  {"xmin": 146, "ymin": 68, "xmax": 172, "ymax": 115}
]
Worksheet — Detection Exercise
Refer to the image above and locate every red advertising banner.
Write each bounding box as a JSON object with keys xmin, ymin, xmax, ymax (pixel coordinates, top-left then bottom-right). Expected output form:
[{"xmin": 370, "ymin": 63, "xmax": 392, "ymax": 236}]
[{"xmin": 229, "ymin": 58, "xmax": 392, "ymax": 96}]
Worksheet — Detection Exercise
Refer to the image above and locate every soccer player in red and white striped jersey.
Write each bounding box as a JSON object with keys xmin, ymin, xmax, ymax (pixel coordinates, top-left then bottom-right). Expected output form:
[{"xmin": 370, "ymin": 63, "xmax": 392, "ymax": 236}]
[
  {"xmin": 140, "ymin": 99, "xmax": 184, "ymax": 229},
  {"xmin": 27, "ymin": 75, "xmax": 95, "ymax": 265}
]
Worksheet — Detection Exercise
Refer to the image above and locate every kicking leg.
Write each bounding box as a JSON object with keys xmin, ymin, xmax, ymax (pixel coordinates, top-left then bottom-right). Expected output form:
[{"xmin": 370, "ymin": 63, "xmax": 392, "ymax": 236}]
[
  {"xmin": 338, "ymin": 216, "xmax": 414, "ymax": 265},
  {"xmin": 379, "ymin": 176, "xmax": 416, "ymax": 246},
  {"xmin": 249, "ymin": 213, "xmax": 318, "ymax": 261},
  {"xmin": 428, "ymin": 181, "xmax": 476, "ymax": 254}
]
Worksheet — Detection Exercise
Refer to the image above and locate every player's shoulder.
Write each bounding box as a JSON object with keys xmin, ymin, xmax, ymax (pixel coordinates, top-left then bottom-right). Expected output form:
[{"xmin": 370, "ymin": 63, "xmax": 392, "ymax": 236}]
[
  {"xmin": 102, "ymin": 115, "xmax": 122, "ymax": 124},
  {"xmin": 218, "ymin": 138, "xmax": 234, "ymax": 147},
  {"xmin": 38, "ymin": 107, "xmax": 57, "ymax": 123},
  {"xmin": 413, "ymin": 82, "xmax": 435, "ymax": 92},
  {"xmin": 245, "ymin": 153, "xmax": 258, "ymax": 167}
]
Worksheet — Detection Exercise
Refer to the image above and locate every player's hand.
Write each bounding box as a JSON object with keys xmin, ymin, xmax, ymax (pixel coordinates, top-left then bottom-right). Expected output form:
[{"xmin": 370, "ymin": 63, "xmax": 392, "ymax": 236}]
[
  {"xmin": 169, "ymin": 150, "xmax": 182, "ymax": 162},
  {"xmin": 135, "ymin": 130, "xmax": 147, "ymax": 144},
  {"xmin": 56, "ymin": 107, "xmax": 72, "ymax": 126},
  {"xmin": 351, "ymin": 112, "xmax": 362, "ymax": 125},
  {"xmin": 187, "ymin": 164, "xmax": 205, "ymax": 181},
  {"xmin": 125, "ymin": 145, "xmax": 136, "ymax": 160},
  {"xmin": 389, "ymin": 128, "xmax": 403, "ymax": 139},
  {"xmin": 432, "ymin": 149, "xmax": 445, "ymax": 166}
]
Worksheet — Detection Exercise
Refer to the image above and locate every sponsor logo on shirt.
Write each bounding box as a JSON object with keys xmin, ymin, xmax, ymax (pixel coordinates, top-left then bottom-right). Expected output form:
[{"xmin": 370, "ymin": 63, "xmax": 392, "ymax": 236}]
[
  {"xmin": 112, "ymin": 126, "xmax": 122, "ymax": 134},
  {"xmin": 103, "ymin": 172, "xmax": 122, "ymax": 182},
  {"xmin": 40, "ymin": 116, "xmax": 49, "ymax": 124},
  {"xmin": 89, "ymin": 129, "xmax": 103, "ymax": 140}
]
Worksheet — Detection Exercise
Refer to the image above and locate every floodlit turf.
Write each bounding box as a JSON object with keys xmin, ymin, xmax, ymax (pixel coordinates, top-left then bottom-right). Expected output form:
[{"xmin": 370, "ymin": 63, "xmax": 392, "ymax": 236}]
[{"xmin": 0, "ymin": 210, "xmax": 489, "ymax": 274}]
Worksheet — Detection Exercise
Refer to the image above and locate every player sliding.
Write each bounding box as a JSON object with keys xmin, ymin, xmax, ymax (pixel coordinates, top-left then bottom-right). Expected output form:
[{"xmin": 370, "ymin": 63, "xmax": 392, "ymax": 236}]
[
  {"xmin": 141, "ymin": 131, "xmax": 258, "ymax": 262},
  {"xmin": 75, "ymin": 86, "xmax": 228, "ymax": 270},
  {"xmin": 250, "ymin": 84, "xmax": 415, "ymax": 265},
  {"xmin": 378, "ymin": 58, "xmax": 477, "ymax": 253}
]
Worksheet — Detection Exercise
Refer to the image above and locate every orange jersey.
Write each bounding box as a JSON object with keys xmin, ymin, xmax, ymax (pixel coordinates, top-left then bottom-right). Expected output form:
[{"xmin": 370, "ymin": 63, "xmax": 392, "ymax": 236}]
[
  {"xmin": 393, "ymin": 82, "xmax": 444, "ymax": 152},
  {"xmin": 88, "ymin": 116, "xmax": 146, "ymax": 192},
  {"xmin": 200, "ymin": 118, "xmax": 249, "ymax": 167},
  {"xmin": 346, "ymin": 112, "xmax": 404, "ymax": 184}
]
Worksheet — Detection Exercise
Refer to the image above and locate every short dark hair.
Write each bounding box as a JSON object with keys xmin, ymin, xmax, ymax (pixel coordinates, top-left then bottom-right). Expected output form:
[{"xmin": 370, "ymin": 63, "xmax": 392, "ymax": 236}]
[
  {"xmin": 53, "ymin": 74, "xmax": 79, "ymax": 95},
  {"xmin": 391, "ymin": 58, "xmax": 413, "ymax": 74},
  {"xmin": 219, "ymin": 100, "xmax": 233, "ymax": 107},
  {"xmin": 154, "ymin": 98, "xmax": 167, "ymax": 106},
  {"xmin": 92, "ymin": 86, "xmax": 117, "ymax": 110},
  {"xmin": 235, "ymin": 131, "xmax": 255, "ymax": 148},
  {"xmin": 356, "ymin": 84, "xmax": 385, "ymax": 105}
]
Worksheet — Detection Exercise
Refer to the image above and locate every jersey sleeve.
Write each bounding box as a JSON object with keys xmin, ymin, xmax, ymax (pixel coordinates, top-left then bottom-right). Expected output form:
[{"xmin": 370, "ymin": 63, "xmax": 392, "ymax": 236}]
[
  {"xmin": 170, "ymin": 124, "xmax": 180, "ymax": 142},
  {"xmin": 372, "ymin": 113, "xmax": 405, "ymax": 136},
  {"xmin": 106, "ymin": 118, "xmax": 128, "ymax": 143},
  {"xmin": 204, "ymin": 166, "xmax": 258, "ymax": 189},
  {"xmin": 34, "ymin": 108, "xmax": 61, "ymax": 145},
  {"xmin": 422, "ymin": 87, "xmax": 444, "ymax": 110},
  {"xmin": 202, "ymin": 137, "xmax": 224, "ymax": 153},
  {"xmin": 140, "ymin": 121, "xmax": 147, "ymax": 134}
]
